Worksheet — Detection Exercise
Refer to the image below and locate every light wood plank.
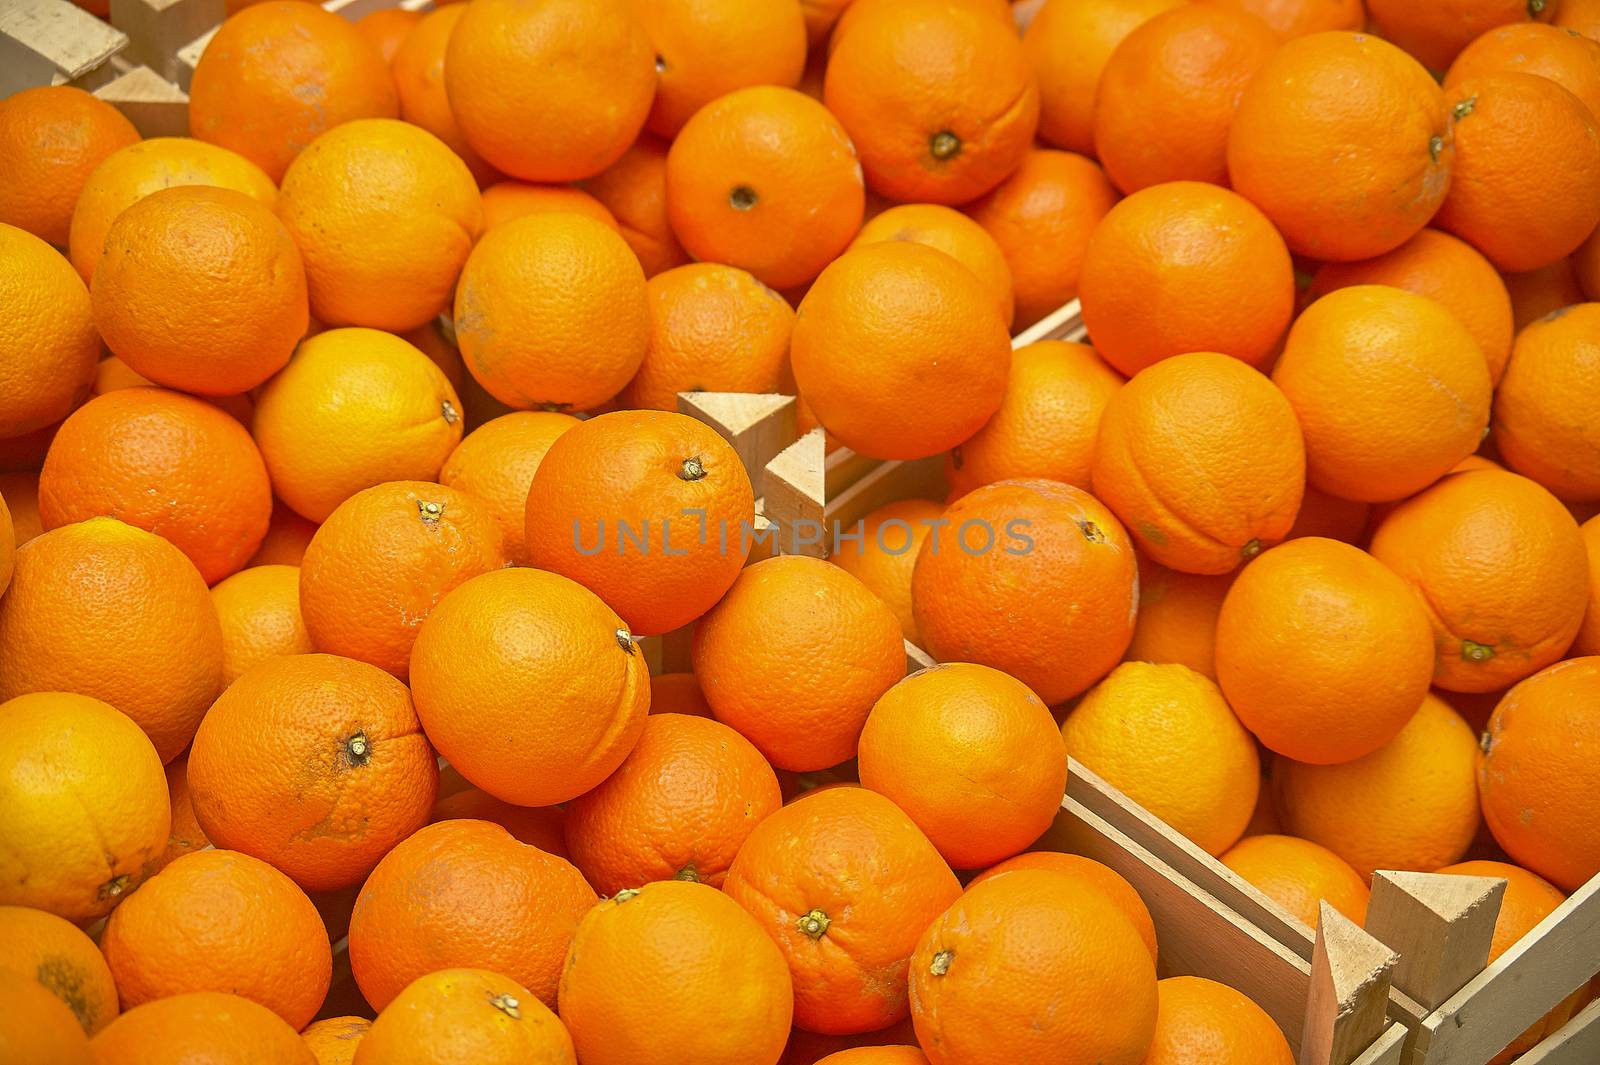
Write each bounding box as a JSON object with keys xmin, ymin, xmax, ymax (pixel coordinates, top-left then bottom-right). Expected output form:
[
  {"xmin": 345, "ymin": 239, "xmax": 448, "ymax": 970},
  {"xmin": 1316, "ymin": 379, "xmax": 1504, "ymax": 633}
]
[
  {"xmin": 823, "ymin": 455, "xmax": 945, "ymax": 538},
  {"xmin": 1301, "ymin": 903, "xmax": 1398, "ymax": 1065},
  {"xmin": 639, "ymin": 623, "xmax": 695, "ymax": 677},
  {"xmin": 171, "ymin": 24, "xmax": 213, "ymax": 91},
  {"xmin": 1011, "ymin": 298, "xmax": 1087, "ymax": 347},
  {"xmin": 1, "ymin": 0, "xmax": 127, "ymax": 95},
  {"xmin": 763, "ymin": 429, "xmax": 827, "ymax": 557},
  {"xmin": 1520, "ymin": 996, "xmax": 1600, "ymax": 1065},
  {"xmin": 676, "ymin": 392, "xmax": 795, "ymax": 493},
  {"xmin": 1349, "ymin": 1023, "xmax": 1409, "ymax": 1065},
  {"xmin": 1364, "ymin": 871, "xmax": 1503, "ymax": 1011},
  {"xmin": 904, "ymin": 640, "xmax": 936, "ymax": 675},
  {"xmin": 94, "ymin": 63, "xmax": 189, "ymax": 137}
]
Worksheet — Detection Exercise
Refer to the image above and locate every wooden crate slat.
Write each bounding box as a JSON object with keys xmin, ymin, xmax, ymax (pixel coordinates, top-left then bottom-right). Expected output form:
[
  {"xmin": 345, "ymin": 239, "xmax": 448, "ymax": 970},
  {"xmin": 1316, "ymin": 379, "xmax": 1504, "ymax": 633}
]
[
  {"xmin": 108, "ymin": 0, "xmax": 220, "ymax": 82},
  {"xmin": 93, "ymin": 62, "xmax": 189, "ymax": 137},
  {"xmin": 1349, "ymin": 1023, "xmax": 1409, "ymax": 1065},
  {"xmin": 1011, "ymin": 297, "xmax": 1087, "ymax": 347},
  {"xmin": 1520, "ymin": 995, "xmax": 1600, "ymax": 1065},
  {"xmin": 675, "ymin": 392, "xmax": 795, "ymax": 493},
  {"xmin": 763, "ymin": 428, "xmax": 828, "ymax": 556},
  {"xmin": 1364, "ymin": 871, "xmax": 1504, "ymax": 1012},
  {"xmin": 1301, "ymin": 903, "xmax": 1398, "ymax": 1065},
  {"xmin": 904, "ymin": 640, "xmax": 935, "ymax": 674},
  {"xmin": 1, "ymin": 0, "xmax": 128, "ymax": 95}
]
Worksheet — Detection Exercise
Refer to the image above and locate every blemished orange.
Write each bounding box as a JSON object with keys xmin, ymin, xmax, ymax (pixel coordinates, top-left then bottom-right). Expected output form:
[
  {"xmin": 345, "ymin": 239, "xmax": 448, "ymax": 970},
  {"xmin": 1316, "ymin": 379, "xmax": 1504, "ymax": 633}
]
[
  {"xmin": 1211, "ymin": 0, "xmax": 1362, "ymax": 36},
  {"xmin": 440, "ymin": 411, "xmax": 578, "ymax": 565},
  {"xmin": 210, "ymin": 564, "xmax": 313, "ymax": 684},
  {"xmin": 354, "ymin": 7, "xmax": 418, "ymax": 62},
  {"xmin": 1494, "ymin": 303, "xmax": 1600, "ymax": 501},
  {"xmin": 1066, "ymin": 662, "xmax": 1259, "ymax": 856},
  {"xmin": 1275, "ymin": 694, "xmax": 1480, "ymax": 879},
  {"xmin": 1367, "ymin": 0, "xmax": 1556, "ymax": 71},
  {"xmin": 353, "ymin": 968, "xmax": 575, "ymax": 1065},
  {"xmin": 455, "ymin": 212, "xmax": 649, "ymax": 411},
  {"xmin": 1125, "ymin": 559, "xmax": 1232, "ymax": 680},
  {"xmin": 1436, "ymin": 74, "xmax": 1600, "ymax": 272},
  {"xmin": 1092, "ymin": 351, "xmax": 1304, "ymax": 575},
  {"xmin": 1272, "ymin": 285, "xmax": 1491, "ymax": 502},
  {"xmin": 849, "ymin": 204, "xmax": 1014, "ymax": 326},
  {"xmin": 1478, "ymin": 658, "xmax": 1600, "ymax": 891},
  {"xmin": 1214, "ymin": 537, "xmax": 1435, "ymax": 764},
  {"xmin": 649, "ymin": 671, "xmax": 713, "ymax": 716},
  {"xmin": 1577, "ymin": 515, "xmax": 1600, "ymax": 655},
  {"xmin": 1447, "ymin": 22, "xmax": 1600, "ymax": 118},
  {"xmin": 1370, "ymin": 468, "xmax": 1589, "ymax": 692},
  {"xmin": 430, "ymin": 789, "xmax": 568, "ymax": 857},
  {"xmin": 963, "ymin": 149, "xmax": 1120, "ymax": 327},
  {"xmin": 1228, "ymin": 32, "xmax": 1452, "ymax": 262},
  {"xmin": 409, "ymin": 568, "xmax": 649, "ymax": 806},
  {"xmin": 1094, "ymin": 4, "xmax": 1281, "ymax": 193},
  {"xmin": 0, "ymin": 970, "xmax": 93, "ymax": 1065},
  {"xmin": 859, "ymin": 663, "xmax": 1068, "ymax": 869},
  {"xmin": 1309, "ymin": 228, "xmax": 1515, "ymax": 384},
  {"xmin": 0, "ymin": 692, "xmax": 169, "ymax": 924},
  {"xmin": 559, "ymin": 879, "xmax": 793, "ymax": 1065},
  {"xmin": 565, "ymin": 712, "xmax": 783, "ymax": 893},
  {"xmin": 479, "ymin": 183, "xmax": 617, "ymax": 231},
  {"xmin": 0, "ymin": 519, "xmax": 223, "ymax": 763},
  {"xmin": 186, "ymin": 653, "xmax": 439, "ymax": 892},
  {"xmin": 0, "ymin": 86, "xmax": 139, "ymax": 246},
  {"xmin": 159, "ymin": 755, "xmax": 208, "ymax": 870},
  {"xmin": 1078, "ymin": 182, "xmax": 1295, "ymax": 376},
  {"xmin": 89, "ymin": 992, "xmax": 316, "ymax": 1065},
  {"xmin": 1559, "ymin": 0, "xmax": 1600, "ymax": 38},
  {"xmin": 830, "ymin": 498, "xmax": 944, "ymax": 643},
  {"xmin": 250, "ymin": 500, "xmax": 318, "ymax": 567},
  {"xmin": 302, "ymin": 1017, "xmax": 370, "ymax": 1065},
  {"xmin": 666, "ymin": 86, "xmax": 865, "ymax": 291},
  {"xmin": 1220, "ymin": 835, "xmax": 1369, "ymax": 928},
  {"xmin": 39, "ymin": 388, "xmax": 273, "ymax": 584},
  {"xmin": 617, "ymin": 263, "xmax": 796, "ymax": 411},
  {"xmin": 910, "ymin": 868, "xmax": 1158, "ymax": 1065},
  {"xmin": 0, "ymin": 905, "xmax": 119, "ymax": 1034},
  {"xmin": 0, "ymin": 225, "xmax": 99, "ymax": 440},
  {"xmin": 252, "ymin": 327, "xmax": 465, "ymax": 522},
  {"xmin": 100, "ymin": 850, "xmax": 330, "ymax": 1029},
  {"xmin": 277, "ymin": 119, "xmax": 483, "ymax": 332},
  {"xmin": 445, "ymin": 0, "xmax": 653, "ymax": 181},
  {"xmin": 825, "ymin": 0, "xmax": 1038, "ymax": 205},
  {"xmin": 350, "ymin": 819, "xmax": 598, "ymax": 1010},
  {"xmin": 1023, "ymin": 0, "xmax": 1187, "ymax": 155},
  {"xmin": 578, "ymin": 134, "xmax": 691, "ymax": 277},
  {"xmin": 1143, "ymin": 976, "xmax": 1294, "ymax": 1065},
  {"xmin": 189, "ymin": 1, "xmax": 397, "ymax": 182},
  {"xmin": 694, "ymin": 556, "xmax": 904, "ymax": 771},
  {"xmin": 299, "ymin": 481, "xmax": 506, "ymax": 679},
  {"xmin": 791, "ymin": 242, "xmax": 1010, "ymax": 460},
  {"xmin": 391, "ymin": 5, "xmax": 501, "ymax": 187},
  {"xmin": 724, "ymin": 787, "xmax": 962, "ymax": 1034},
  {"xmin": 635, "ymin": 0, "xmax": 807, "ymax": 138},
  {"xmin": 965, "ymin": 853, "xmax": 1158, "ymax": 963}
]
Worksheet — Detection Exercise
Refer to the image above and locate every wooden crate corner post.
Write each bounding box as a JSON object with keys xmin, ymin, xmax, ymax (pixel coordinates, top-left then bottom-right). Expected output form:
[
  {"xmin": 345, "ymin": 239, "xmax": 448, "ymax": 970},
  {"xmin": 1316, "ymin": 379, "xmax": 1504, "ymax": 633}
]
[
  {"xmin": 107, "ymin": 0, "xmax": 220, "ymax": 82},
  {"xmin": 1301, "ymin": 902, "xmax": 1399, "ymax": 1065},
  {"xmin": 1363, "ymin": 870, "xmax": 1505, "ymax": 1014}
]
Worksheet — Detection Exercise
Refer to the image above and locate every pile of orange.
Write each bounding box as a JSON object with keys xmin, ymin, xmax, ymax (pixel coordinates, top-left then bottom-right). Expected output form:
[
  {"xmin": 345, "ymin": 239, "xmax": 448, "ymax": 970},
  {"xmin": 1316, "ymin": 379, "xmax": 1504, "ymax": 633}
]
[{"xmin": 3, "ymin": 0, "xmax": 1600, "ymax": 1062}]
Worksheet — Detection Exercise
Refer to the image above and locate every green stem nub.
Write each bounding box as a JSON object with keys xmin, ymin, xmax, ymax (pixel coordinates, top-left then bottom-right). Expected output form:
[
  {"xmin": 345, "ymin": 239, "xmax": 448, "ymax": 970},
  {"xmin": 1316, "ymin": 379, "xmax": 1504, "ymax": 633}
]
[
  {"xmin": 1241, "ymin": 539, "xmax": 1263, "ymax": 560},
  {"xmin": 489, "ymin": 993, "xmax": 521, "ymax": 1019},
  {"xmin": 730, "ymin": 186, "xmax": 758, "ymax": 211},
  {"xmin": 929, "ymin": 949, "xmax": 954, "ymax": 976},
  {"xmin": 1462, "ymin": 640, "xmax": 1495, "ymax": 662},
  {"xmin": 930, "ymin": 131, "xmax": 961, "ymax": 161},
  {"xmin": 614, "ymin": 888, "xmax": 642, "ymax": 903},
  {"xmin": 675, "ymin": 864, "xmax": 700, "ymax": 883},
  {"xmin": 1453, "ymin": 97, "xmax": 1478, "ymax": 120},
  {"xmin": 797, "ymin": 909, "xmax": 831, "ymax": 940},
  {"xmin": 441, "ymin": 399, "xmax": 459, "ymax": 425},
  {"xmin": 1078, "ymin": 520, "xmax": 1107, "ymax": 544},
  {"xmin": 417, "ymin": 500, "xmax": 444, "ymax": 524},
  {"xmin": 1428, "ymin": 135, "xmax": 1444, "ymax": 162},
  {"xmin": 679, "ymin": 456, "xmax": 707, "ymax": 481},
  {"xmin": 344, "ymin": 731, "xmax": 371, "ymax": 767},
  {"xmin": 616, "ymin": 628, "xmax": 637, "ymax": 655},
  {"xmin": 99, "ymin": 875, "xmax": 130, "ymax": 900}
]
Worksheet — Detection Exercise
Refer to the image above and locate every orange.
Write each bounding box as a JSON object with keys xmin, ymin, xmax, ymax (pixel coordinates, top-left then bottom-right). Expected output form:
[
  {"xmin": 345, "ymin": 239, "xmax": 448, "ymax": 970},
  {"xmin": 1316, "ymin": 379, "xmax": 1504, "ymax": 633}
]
[
  {"xmin": 252, "ymin": 327, "xmax": 464, "ymax": 522},
  {"xmin": 250, "ymin": 499, "xmax": 318, "ymax": 566},
  {"xmin": 1272, "ymin": 285, "xmax": 1491, "ymax": 502},
  {"xmin": 302, "ymin": 1017, "xmax": 370, "ymax": 1065},
  {"xmin": 210, "ymin": 564, "xmax": 313, "ymax": 684},
  {"xmin": 824, "ymin": 0, "xmax": 1038, "ymax": 204},
  {"xmin": 849, "ymin": 204, "xmax": 1013, "ymax": 326},
  {"xmin": 966, "ymin": 852, "xmax": 1158, "ymax": 963},
  {"xmin": 1092, "ymin": 351, "xmax": 1304, "ymax": 574},
  {"xmin": 1211, "ymin": 0, "xmax": 1363, "ymax": 36},
  {"xmin": 1215, "ymin": 537, "xmax": 1435, "ymax": 764},
  {"xmin": 781, "ymin": 1020, "xmax": 922, "ymax": 1065},
  {"xmin": 409, "ymin": 568, "xmax": 649, "ymax": 806},
  {"xmin": 962, "ymin": 149, "xmax": 1120, "ymax": 327},
  {"xmin": 636, "ymin": 0, "xmax": 807, "ymax": 137},
  {"xmin": 0, "ymin": 86, "xmax": 139, "ymax": 246},
  {"xmin": 101, "ymin": 850, "xmax": 330, "ymax": 1028},
  {"xmin": 565, "ymin": 712, "xmax": 783, "ymax": 893},
  {"xmin": 0, "ymin": 970, "xmax": 93, "ymax": 1065},
  {"xmin": 0, "ymin": 519, "xmax": 223, "ymax": 763},
  {"xmin": 1370, "ymin": 468, "xmax": 1589, "ymax": 691},
  {"xmin": 445, "ymin": 0, "xmax": 654, "ymax": 181},
  {"xmin": 940, "ymin": 340, "xmax": 1120, "ymax": 498},
  {"xmin": 1143, "ymin": 976, "xmax": 1294, "ymax": 1065},
  {"xmin": 827, "ymin": 0, "xmax": 1014, "ymax": 48},
  {"xmin": 39, "ymin": 388, "xmax": 273, "ymax": 583},
  {"xmin": 391, "ymin": 5, "xmax": 501, "ymax": 187},
  {"xmin": 0, "ymin": 692, "xmax": 169, "ymax": 924},
  {"xmin": 816, "ymin": 1050, "xmax": 929, "ymax": 1065},
  {"xmin": 299, "ymin": 481, "xmax": 506, "ymax": 678},
  {"xmin": 1220, "ymin": 834, "xmax": 1370, "ymax": 928},
  {"xmin": 0, "ymin": 490, "xmax": 13, "ymax": 597},
  {"xmin": 649, "ymin": 671, "xmax": 713, "ymax": 716},
  {"xmin": 1559, "ymin": 0, "xmax": 1600, "ymax": 38},
  {"xmin": 354, "ymin": 968, "xmax": 575, "ymax": 1065},
  {"xmin": 0, "ymin": 225, "xmax": 99, "ymax": 439},
  {"xmin": 913, "ymin": 479, "xmax": 1139, "ymax": 705},
  {"xmin": 559, "ymin": 879, "xmax": 793, "ymax": 1065},
  {"xmin": 1094, "ymin": 5, "xmax": 1281, "ymax": 193},
  {"xmin": 1367, "ymin": 0, "xmax": 1557, "ymax": 71},
  {"xmin": 350, "ymin": 819, "xmax": 598, "ymax": 1010},
  {"xmin": 910, "ymin": 868, "xmax": 1158, "ymax": 1065},
  {"xmin": 1275, "ymin": 694, "xmax": 1480, "ymax": 879},
  {"xmin": 578, "ymin": 134, "xmax": 691, "ymax": 277},
  {"xmin": 830, "ymin": 498, "xmax": 944, "ymax": 643},
  {"xmin": 0, "ymin": 474, "xmax": 41, "ymax": 547},
  {"xmin": 1077, "ymin": 182, "xmax": 1294, "ymax": 376},
  {"xmin": 1577, "ymin": 515, "xmax": 1600, "ymax": 655},
  {"xmin": 430, "ymin": 789, "xmax": 569, "ymax": 857},
  {"xmin": 1228, "ymin": 32, "xmax": 1451, "ymax": 262},
  {"xmin": 1023, "ymin": 0, "xmax": 1187, "ymax": 155},
  {"xmin": 89, "ymin": 991, "xmax": 315, "ymax": 1065},
  {"xmin": 0, "ymin": 905, "xmax": 118, "ymax": 1033},
  {"xmin": 692, "ymin": 556, "xmax": 905, "ymax": 771},
  {"xmin": 859, "ymin": 663, "xmax": 1068, "ymax": 869},
  {"xmin": 479, "ymin": 182, "xmax": 617, "ymax": 231},
  {"xmin": 801, "ymin": 0, "xmax": 852, "ymax": 45},
  {"xmin": 724, "ymin": 787, "xmax": 962, "ymax": 1034},
  {"xmin": 1125, "ymin": 559, "xmax": 1233, "ymax": 680},
  {"xmin": 190, "ymin": 2, "xmax": 397, "ymax": 182},
  {"xmin": 1494, "ymin": 303, "xmax": 1600, "ymax": 501},
  {"xmin": 159, "ymin": 755, "xmax": 208, "ymax": 870},
  {"xmin": 455, "ymin": 212, "xmax": 649, "ymax": 411},
  {"xmin": 791, "ymin": 242, "xmax": 1010, "ymax": 459},
  {"xmin": 617, "ymin": 263, "xmax": 796, "ymax": 411},
  {"xmin": 440, "ymin": 411, "xmax": 579, "ymax": 565},
  {"xmin": 186, "ymin": 653, "xmax": 439, "ymax": 891},
  {"xmin": 354, "ymin": 7, "xmax": 419, "ymax": 63},
  {"xmin": 1447, "ymin": 22, "xmax": 1600, "ymax": 118},
  {"xmin": 666, "ymin": 86, "xmax": 865, "ymax": 290},
  {"xmin": 1066, "ymin": 662, "xmax": 1259, "ymax": 857},
  {"xmin": 1478, "ymin": 658, "xmax": 1600, "ymax": 891}
]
